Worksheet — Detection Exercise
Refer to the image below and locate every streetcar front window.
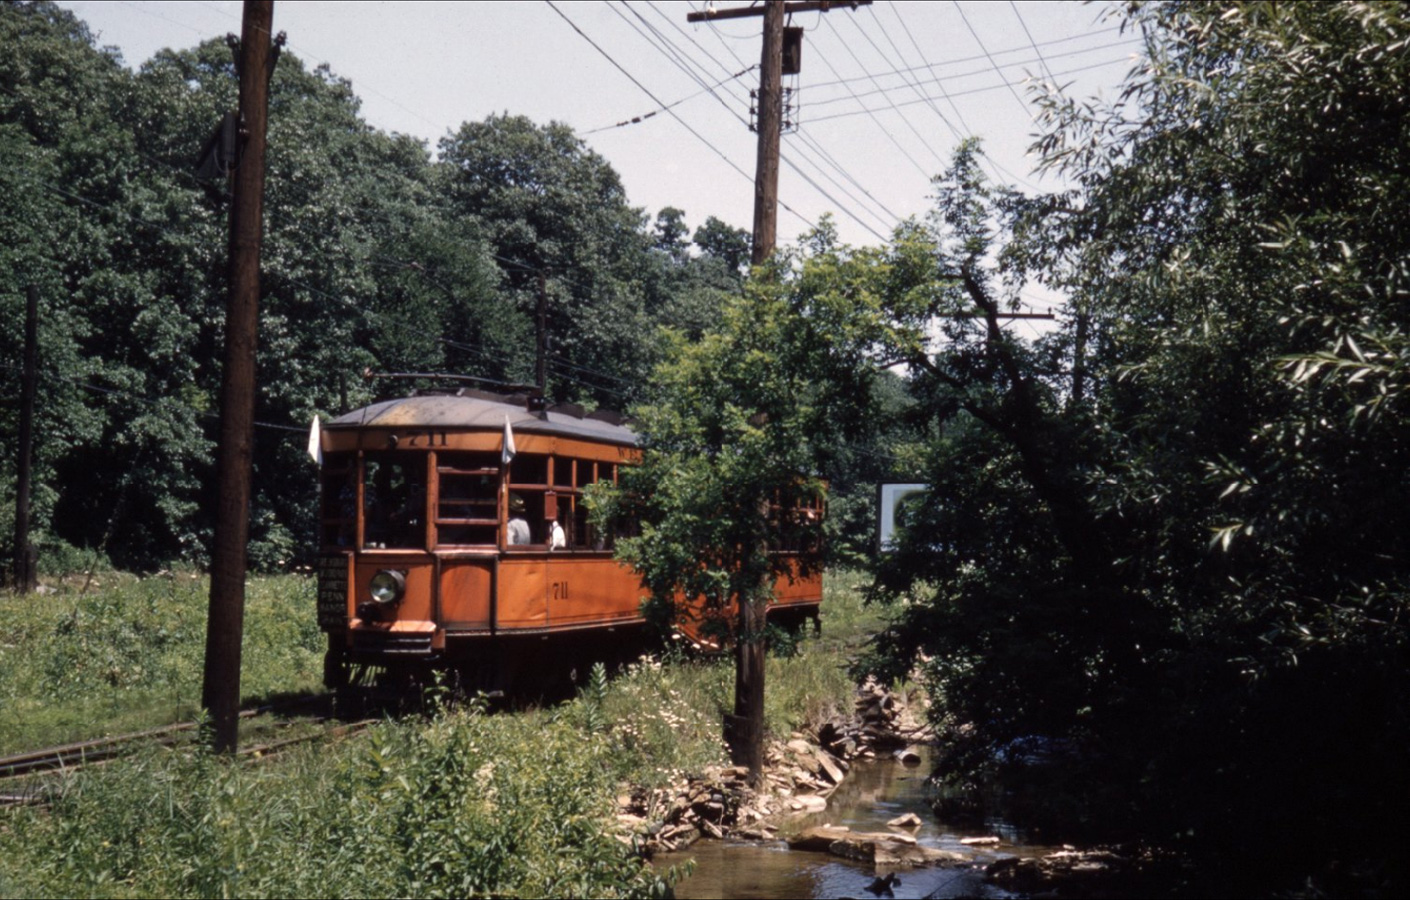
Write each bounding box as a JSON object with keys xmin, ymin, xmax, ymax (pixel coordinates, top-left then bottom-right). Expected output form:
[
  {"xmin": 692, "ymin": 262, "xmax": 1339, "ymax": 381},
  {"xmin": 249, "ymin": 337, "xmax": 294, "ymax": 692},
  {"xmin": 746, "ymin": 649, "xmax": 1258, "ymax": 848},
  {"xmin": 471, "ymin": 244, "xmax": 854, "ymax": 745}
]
[
  {"xmin": 320, "ymin": 453, "xmax": 357, "ymax": 548},
  {"xmin": 362, "ymin": 454, "xmax": 426, "ymax": 550}
]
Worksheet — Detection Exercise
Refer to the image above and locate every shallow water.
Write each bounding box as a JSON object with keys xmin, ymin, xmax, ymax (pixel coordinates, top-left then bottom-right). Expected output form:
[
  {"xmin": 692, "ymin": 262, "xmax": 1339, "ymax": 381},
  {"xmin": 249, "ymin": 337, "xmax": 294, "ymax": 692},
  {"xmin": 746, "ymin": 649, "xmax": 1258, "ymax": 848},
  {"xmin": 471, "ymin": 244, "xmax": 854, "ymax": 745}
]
[{"xmin": 656, "ymin": 749, "xmax": 1052, "ymax": 899}]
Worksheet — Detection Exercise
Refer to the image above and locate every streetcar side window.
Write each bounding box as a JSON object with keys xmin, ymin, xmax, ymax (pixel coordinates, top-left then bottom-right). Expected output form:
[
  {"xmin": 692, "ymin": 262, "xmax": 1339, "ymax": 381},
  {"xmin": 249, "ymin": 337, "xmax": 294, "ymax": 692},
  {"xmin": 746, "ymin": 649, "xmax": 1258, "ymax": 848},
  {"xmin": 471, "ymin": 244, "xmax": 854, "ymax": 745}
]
[
  {"xmin": 363, "ymin": 454, "xmax": 426, "ymax": 550},
  {"xmin": 507, "ymin": 453, "xmax": 550, "ymax": 547},
  {"xmin": 770, "ymin": 488, "xmax": 824, "ymax": 554},
  {"xmin": 574, "ymin": 460, "xmax": 614, "ymax": 550},
  {"xmin": 436, "ymin": 452, "xmax": 499, "ymax": 546}
]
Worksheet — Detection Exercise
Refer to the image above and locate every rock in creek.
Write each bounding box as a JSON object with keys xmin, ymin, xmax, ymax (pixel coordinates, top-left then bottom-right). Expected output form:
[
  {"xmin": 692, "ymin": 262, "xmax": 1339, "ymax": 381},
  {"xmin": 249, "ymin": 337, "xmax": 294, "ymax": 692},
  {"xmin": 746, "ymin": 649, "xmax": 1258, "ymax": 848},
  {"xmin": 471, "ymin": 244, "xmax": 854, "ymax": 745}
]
[{"xmin": 786, "ymin": 825, "xmax": 965, "ymax": 872}]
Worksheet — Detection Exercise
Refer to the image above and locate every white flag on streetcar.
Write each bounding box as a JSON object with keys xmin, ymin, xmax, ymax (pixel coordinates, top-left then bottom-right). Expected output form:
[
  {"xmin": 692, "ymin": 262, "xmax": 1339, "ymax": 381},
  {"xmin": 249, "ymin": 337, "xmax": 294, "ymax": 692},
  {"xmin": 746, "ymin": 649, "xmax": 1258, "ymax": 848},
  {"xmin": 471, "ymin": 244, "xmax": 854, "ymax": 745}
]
[
  {"xmin": 307, "ymin": 415, "xmax": 323, "ymax": 465},
  {"xmin": 502, "ymin": 414, "xmax": 516, "ymax": 466}
]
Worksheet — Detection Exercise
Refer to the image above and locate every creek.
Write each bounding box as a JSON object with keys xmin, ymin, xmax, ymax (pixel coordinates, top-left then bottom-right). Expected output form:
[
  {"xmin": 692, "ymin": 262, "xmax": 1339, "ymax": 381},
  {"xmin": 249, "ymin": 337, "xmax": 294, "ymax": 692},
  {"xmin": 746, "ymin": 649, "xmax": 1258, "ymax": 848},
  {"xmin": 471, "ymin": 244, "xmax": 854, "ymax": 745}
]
[{"xmin": 656, "ymin": 748, "xmax": 1054, "ymax": 899}]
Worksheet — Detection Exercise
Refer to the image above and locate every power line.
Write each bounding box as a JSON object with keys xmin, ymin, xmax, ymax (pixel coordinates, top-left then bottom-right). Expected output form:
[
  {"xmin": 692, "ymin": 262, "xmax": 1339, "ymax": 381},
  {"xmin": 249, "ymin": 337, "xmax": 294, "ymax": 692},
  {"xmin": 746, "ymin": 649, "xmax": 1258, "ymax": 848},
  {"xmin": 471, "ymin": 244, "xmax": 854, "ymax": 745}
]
[
  {"xmin": 784, "ymin": 139, "xmax": 899, "ymax": 233},
  {"xmin": 805, "ymin": 20, "xmax": 1127, "ymax": 89},
  {"xmin": 1008, "ymin": 0, "xmax": 1061, "ymax": 92},
  {"xmin": 952, "ymin": 0, "xmax": 1032, "ymax": 117},
  {"xmin": 805, "ymin": 56, "xmax": 1134, "ymax": 124},
  {"xmin": 883, "ymin": 0, "xmax": 975, "ymax": 138},
  {"xmin": 824, "ymin": 13, "xmax": 951, "ymax": 172},
  {"xmin": 582, "ymin": 64, "xmax": 756, "ymax": 134},
  {"xmin": 861, "ymin": 3, "xmax": 1039, "ymax": 191},
  {"xmin": 546, "ymin": 0, "xmax": 815, "ymax": 230},
  {"xmin": 791, "ymin": 131, "xmax": 903, "ymax": 227},
  {"xmin": 802, "ymin": 35, "xmax": 1138, "ymax": 109},
  {"xmin": 804, "ymin": 26, "xmax": 933, "ymax": 180},
  {"xmin": 596, "ymin": 1, "xmax": 891, "ymax": 242},
  {"xmin": 673, "ymin": 0, "xmax": 923, "ymax": 238},
  {"xmin": 652, "ymin": 2, "xmax": 908, "ymax": 233}
]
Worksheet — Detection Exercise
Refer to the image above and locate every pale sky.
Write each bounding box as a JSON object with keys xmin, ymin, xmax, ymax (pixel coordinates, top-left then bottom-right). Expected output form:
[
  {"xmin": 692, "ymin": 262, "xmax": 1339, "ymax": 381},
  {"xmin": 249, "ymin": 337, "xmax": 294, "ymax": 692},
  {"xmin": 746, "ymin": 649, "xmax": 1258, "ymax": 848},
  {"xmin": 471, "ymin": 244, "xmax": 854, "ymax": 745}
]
[{"xmin": 60, "ymin": 1, "xmax": 1141, "ymax": 318}]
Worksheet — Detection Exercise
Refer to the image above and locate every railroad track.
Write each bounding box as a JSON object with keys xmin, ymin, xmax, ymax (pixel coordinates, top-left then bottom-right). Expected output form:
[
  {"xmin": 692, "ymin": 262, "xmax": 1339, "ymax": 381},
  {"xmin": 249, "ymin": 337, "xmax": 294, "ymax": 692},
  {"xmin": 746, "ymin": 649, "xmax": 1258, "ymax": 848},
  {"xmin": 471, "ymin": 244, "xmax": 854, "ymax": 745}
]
[{"xmin": 0, "ymin": 704, "xmax": 376, "ymax": 810}]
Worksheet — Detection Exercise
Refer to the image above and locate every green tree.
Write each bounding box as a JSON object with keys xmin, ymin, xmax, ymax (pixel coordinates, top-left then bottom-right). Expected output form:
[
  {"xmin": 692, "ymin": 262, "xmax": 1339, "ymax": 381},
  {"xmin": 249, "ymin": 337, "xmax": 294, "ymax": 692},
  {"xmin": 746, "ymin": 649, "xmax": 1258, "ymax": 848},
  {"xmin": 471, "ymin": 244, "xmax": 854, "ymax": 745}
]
[
  {"xmin": 693, "ymin": 215, "xmax": 750, "ymax": 277},
  {"xmin": 870, "ymin": 2, "xmax": 1410, "ymax": 890},
  {"xmin": 437, "ymin": 114, "xmax": 658, "ymax": 406},
  {"xmin": 594, "ymin": 230, "xmax": 897, "ymax": 781}
]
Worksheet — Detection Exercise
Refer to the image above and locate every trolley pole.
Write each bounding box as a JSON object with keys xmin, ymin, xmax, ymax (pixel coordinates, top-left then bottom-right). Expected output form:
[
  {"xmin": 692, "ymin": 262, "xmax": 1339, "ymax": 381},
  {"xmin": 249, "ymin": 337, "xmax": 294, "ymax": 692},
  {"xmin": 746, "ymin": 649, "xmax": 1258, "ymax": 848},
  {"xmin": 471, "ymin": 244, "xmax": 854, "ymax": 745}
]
[
  {"xmin": 536, "ymin": 273, "xmax": 548, "ymax": 395},
  {"xmin": 203, "ymin": 0, "xmax": 280, "ymax": 754},
  {"xmin": 12, "ymin": 286, "xmax": 38, "ymax": 594}
]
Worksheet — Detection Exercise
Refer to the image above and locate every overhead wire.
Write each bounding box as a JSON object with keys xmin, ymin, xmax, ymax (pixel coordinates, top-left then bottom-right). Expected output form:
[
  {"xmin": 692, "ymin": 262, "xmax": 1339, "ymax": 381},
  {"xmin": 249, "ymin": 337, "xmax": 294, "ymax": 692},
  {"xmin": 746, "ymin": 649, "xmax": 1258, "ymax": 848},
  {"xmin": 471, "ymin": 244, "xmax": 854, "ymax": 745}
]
[
  {"xmin": 669, "ymin": 2, "xmax": 907, "ymax": 229},
  {"xmin": 545, "ymin": 0, "xmax": 816, "ymax": 231},
  {"xmin": 1008, "ymin": 0, "xmax": 1062, "ymax": 91},
  {"xmin": 613, "ymin": 7, "xmax": 899, "ymax": 232},
  {"xmin": 951, "ymin": 0, "xmax": 1033, "ymax": 118},
  {"xmin": 801, "ymin": 35, "xmax": 1139, "ymax": 109},
  {"xmin": 803, "ymin": 24, "xmax": 934, "ymax": 180},
  {"xmin": 805, "ymin": 56, "xmax": 1136, "ymax": 123},
  {"xmin": 821, "ymin": 14, "xmax": 951, "ymax": 173},
  {"xmin": 600, "ymin": 0, "xmax": 892, "ymax": 242},
  {"xmin": 866, "ymin": 3, "xmax": 1039, "ymax": 190},
  {"xmin": 805, "ymin": 20, "xmax": 1127, "ymax": 89},
  {"xmin": 581, "ymin": 64, "xmax": 756, "ymax": 134}
]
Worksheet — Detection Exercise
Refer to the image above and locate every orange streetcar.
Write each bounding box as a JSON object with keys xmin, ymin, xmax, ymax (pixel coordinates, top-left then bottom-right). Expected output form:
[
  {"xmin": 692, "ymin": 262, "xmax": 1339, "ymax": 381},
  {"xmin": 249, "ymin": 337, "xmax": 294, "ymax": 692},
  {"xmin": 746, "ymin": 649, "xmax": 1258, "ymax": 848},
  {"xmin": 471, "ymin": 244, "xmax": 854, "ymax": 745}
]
[{"xmin": 314, "ymin": 388, "xmax": 823, "ymax": 692}]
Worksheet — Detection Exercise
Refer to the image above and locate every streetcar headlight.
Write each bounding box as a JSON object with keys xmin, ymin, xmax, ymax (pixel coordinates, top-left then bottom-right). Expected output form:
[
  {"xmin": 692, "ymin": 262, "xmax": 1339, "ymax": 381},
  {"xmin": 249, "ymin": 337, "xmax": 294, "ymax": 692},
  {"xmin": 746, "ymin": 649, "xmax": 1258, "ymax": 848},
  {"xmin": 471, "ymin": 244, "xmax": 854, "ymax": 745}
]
[{"xmin": 368, "ymin": 569, "xmax": 406, "ymax": 605}]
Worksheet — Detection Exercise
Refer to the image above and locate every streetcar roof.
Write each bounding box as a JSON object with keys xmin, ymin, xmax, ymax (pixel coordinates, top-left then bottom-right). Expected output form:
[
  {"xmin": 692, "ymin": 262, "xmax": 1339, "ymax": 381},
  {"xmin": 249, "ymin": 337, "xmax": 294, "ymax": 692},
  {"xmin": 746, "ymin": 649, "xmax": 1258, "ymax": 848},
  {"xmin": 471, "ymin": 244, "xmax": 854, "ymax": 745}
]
[{"xmin": 327, "ymin": 392, "xmax": 638, "ymax": 447}]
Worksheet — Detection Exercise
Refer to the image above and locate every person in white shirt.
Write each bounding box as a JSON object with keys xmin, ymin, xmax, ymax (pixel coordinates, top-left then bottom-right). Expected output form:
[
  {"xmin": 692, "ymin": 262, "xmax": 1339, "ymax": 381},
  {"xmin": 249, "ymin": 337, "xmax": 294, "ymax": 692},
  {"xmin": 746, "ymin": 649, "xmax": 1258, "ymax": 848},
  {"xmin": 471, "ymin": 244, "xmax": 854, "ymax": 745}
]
[{"xmin": 507, "ymin": 493, "xmax": 531, "ymax": 546}]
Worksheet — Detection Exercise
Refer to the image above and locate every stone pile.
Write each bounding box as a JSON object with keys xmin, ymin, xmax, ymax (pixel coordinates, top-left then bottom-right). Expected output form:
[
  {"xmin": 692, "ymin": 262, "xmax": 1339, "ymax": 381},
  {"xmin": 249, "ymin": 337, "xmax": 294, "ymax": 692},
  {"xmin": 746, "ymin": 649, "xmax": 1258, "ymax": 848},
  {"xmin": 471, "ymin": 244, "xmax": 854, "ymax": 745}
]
[
  {"xmin": 614, "ymin": 679, "xmax": 933, "ymax": 856},
  {"xmin": 615, "ymin": 765, "xmax": 753, "ymax": 853}
]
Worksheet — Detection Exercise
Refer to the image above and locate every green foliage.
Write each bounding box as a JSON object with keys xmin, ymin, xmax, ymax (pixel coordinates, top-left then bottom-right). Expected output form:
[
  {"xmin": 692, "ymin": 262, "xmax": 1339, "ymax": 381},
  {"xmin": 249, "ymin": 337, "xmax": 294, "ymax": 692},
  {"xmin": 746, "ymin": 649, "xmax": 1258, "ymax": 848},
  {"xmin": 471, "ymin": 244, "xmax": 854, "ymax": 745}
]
[
  {"xmin": 692, "ymin": 215, "xmax": 751, "ymax": 276},
  {"xmin": 861, "ymin": 2, "xmax": 1410, "ymax": 889},
  {"xmin": 0, "ymin": 2, "xmax": 749, "ymax": 573},
  {"xmin": 0, "ymin": 573, "xmax": 323, "ymax": 752},
  {"xmin": 554, "ymin": 570, "xmax": 881, "ymax": 787},
  {"xmin": 595, "ymin": 228, "xmax": 903, "ymax": 621},
  {"xmin": 0, "ymin": 708, "xmax": 673, "ymax": 899},
  {"xmin": 0, "ymin": 570, "xmax": 880, "ymax": 897}
]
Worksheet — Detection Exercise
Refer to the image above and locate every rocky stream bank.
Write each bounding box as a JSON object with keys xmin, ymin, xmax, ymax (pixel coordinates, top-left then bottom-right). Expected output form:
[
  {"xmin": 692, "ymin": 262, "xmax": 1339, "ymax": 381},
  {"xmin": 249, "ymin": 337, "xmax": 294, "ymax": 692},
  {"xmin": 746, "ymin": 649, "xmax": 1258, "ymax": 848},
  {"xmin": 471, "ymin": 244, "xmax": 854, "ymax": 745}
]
[{"xmin": 618, "ymin": 678, "xmax": 1168, "ymax": 898}]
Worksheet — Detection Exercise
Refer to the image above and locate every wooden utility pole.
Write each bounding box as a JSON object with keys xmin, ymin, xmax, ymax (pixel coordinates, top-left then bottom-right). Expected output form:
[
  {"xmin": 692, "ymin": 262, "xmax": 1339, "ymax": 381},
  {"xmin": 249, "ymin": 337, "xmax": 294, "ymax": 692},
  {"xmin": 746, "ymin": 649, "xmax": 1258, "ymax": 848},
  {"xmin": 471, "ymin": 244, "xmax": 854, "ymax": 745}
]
[
  {"xmin": 752, "ymin": 0, "xmax": 784, "ymax": 264},
  {"xmin": 688, "ymin": 0, "xmax": 873, "ymax": 788},
  {"xmin": 12, "ymin": 286, "xmax": 38, "ymax": 593},
  {"xmin": 688, "ymin": 1, "xmax": 872, "ymax": 265},
  {"xmin": 203, "ymin": 0, "xmax": 280, "ymax": 754}
]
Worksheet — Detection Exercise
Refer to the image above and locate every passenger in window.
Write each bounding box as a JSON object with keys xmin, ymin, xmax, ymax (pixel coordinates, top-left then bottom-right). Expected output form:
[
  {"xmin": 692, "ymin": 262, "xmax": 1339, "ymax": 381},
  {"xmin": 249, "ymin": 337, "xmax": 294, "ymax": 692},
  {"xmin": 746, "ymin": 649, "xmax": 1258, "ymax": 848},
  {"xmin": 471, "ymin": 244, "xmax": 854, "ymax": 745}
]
[
  {"xmin": 508, "ymin": 493, "xmax": 531, "ymax": 546},
  {"xmin": 549, "ymin": 516, "xmax": 567, "ymax": 550}
]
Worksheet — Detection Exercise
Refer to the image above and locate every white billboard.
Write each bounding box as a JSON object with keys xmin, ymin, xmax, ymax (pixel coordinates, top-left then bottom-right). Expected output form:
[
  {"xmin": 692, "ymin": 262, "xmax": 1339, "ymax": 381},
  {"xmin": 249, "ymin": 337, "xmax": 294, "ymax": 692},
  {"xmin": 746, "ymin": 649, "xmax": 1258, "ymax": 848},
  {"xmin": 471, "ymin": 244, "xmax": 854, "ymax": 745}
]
[{"xmin": 877, "ymin": 483, "xmax": 928, "ymax": 551}]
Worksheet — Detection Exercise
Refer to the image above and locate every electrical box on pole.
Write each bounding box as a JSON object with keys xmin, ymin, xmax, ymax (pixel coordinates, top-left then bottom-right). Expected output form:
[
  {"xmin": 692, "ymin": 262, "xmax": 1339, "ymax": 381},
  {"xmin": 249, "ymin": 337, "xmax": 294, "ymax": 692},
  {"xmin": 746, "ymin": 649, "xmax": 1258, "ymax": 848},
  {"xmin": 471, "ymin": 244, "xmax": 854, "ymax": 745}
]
[{"xmin": 782, "ymin": 26, "xmax": 803, "ymax": 75}]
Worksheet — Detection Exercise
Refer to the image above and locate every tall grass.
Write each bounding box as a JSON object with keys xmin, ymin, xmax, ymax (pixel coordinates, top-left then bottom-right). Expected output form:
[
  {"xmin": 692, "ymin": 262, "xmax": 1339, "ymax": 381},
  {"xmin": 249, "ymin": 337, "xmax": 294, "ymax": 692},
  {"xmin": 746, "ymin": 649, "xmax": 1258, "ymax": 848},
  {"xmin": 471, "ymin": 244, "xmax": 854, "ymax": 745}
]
[
  {"xmin": 0, "ymin": 573, "xmax": 324, "ymax": 753},
  {"xmin": 0, "ymin": 570, "xmax": 884, "ymax": 897},
  {"xmin": 0, "ymin": 707, "xmax": 677, "ymax": 899},
  {"xmin": 556, "ymin": 569, "xmax": 888, "ymax": 789}
]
